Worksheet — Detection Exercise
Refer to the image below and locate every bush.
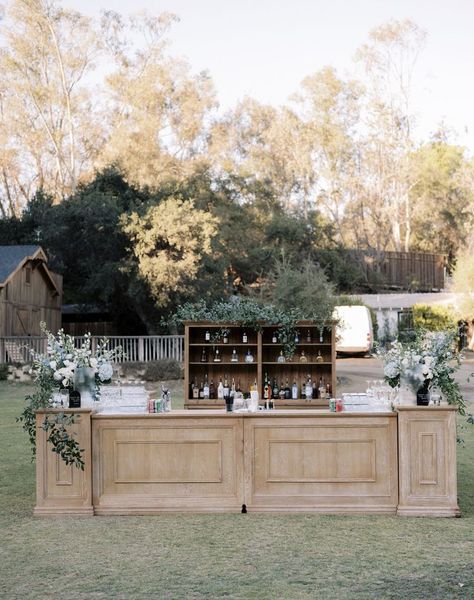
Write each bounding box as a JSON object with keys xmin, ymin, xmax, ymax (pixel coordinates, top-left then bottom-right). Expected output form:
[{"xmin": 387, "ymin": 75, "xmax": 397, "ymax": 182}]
[
  {"xmin": 144, "ymin": 360, "xmax": 183, "ymax": 381},
  {"xmin": 412, "ymin": 304, "xmax": 458, "ymax": 332},
  {"xmin": 0, "ymin": 364, "xmax": 8, "ymax": 380}
]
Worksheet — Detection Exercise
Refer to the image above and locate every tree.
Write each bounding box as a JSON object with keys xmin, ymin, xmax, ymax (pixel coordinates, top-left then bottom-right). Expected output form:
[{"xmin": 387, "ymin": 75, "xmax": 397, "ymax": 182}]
[
  {"xmin": 0, "ymin": 0, "xmax": 100, "ymax": 213},
  {"xmin": 122, "ymin": 198, "xmax": 218, "ymax": 310},
  {"xmin": 355, "ymin": 19, "xmax": 426, "ymax": 252},
  {"xmin": 97, "ymin": 11, "xmax": 216, "ymax": 189}
]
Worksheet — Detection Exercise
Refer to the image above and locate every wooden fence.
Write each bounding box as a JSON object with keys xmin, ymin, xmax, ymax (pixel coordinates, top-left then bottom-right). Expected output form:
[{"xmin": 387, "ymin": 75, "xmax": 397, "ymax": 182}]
[{"xmin": 0, "ymin": 335, "xmax": 184, "ymax": 364}]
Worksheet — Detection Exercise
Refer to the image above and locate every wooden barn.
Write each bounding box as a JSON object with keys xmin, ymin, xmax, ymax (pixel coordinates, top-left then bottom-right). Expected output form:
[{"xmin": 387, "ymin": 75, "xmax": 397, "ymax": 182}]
[{"xmin": 0, "ymin": 245, "xmax": 62, "ymax": 336}]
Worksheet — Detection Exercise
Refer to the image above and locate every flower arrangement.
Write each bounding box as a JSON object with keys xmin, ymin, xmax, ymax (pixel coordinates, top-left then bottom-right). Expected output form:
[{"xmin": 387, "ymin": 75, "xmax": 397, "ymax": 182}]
[
  {"xmin": 39, "ymin": 326, "xmax": 119, "ymax": 401},
  {"xmin": 377, "ymin": 330, "xmax": 466, "ymax": 413},
  {"xmin": 18, "ymin": 324, "xmax": 123, "ymax": 469}
]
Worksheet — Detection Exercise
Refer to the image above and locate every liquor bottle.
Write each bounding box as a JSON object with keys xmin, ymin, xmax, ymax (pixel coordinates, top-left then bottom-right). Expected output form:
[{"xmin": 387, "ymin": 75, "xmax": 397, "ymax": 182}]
[
  {"xmin": 193, "ymin": 381, "xmax": 200, "ymax": 399},
  {"xmin": 272, "ymin": 379, "xmax": 279, "ymax": 400},
  {"xmin": 306, "ymin": 329, "xmax": 312, "ymax": 343},
  {"xmin": 277, "ymin": 350, "xmax": 285, "ymax": 363},
  {"xmin": 204, "ymin": 329, "xmax": 211, "ymax": 342},
  {"xmin": 292, "ymin": 380, "xmax": 298, "ymax": 400},
  {"xmin": 318, "ymin": 377, "xmax": 325, "ymax": 400},
  {"xmin": 245, "ymin": 349, "xmax": 254, "ymax": 363},
  {"xmin": 316, "ymin": 350, "xmax": 323, "ymax": 363},
  {"xmin": 199, "ymin": 380, "xmax": 204, "ymax": 399},
  {"xmin": 272, "ymin": 331, "xmax": 278, "ymax": 343},
  {"xmin": 305, "ymin": 375, "xmax": 313, "ymax": 400},
  {"xmin": 263, "ymin": 373, "xmax": 270, "ymax": 399},
  {"xmin": 319, "ymin": 329, "xmax": 324, "ymax": 343},
  {"xmin": 200, "ymin": 348, "xmax": 207, "ymax": 363},
  {"xmin": 69, "ymin": 389, "xmax": 81, "ymax": 408},
  {"xmin": 213, "ymin": 348, "xmax": 222, "ymax": 362},
  {"xmin": 242, "ymin": 331, "xmax": 248, "ymax": 343},
  {"xmin": 230, "ymin": 377, "xmax": 236, "ymax": 398},
  {"xmin": 203, "ymin": 375, "xmax": 210, "ymax": 399},
  {"xmin": 326, "ymin": 381, "xmax": 332, "ymax": 398},
  {"xmin": 312, "ymin": 380, "xmax": 318, "ymax": 399},
  {"xmin": 222, "ymin": 331, "xmax": 229, "ymax": 344},
  {"xmin": 189, "ymin": 379, "xmax": 195, "ymax": 397},
  {"xmin": 223, "ymin": 375, "xmax": 230, "ymax": 397},
  {"xmin": 294, "ymin": 330, "xmax": 300, "ymax": 344},
  {"xmin": 299, "ymin": 350, "xmax": 308, "ymax": 363},
  {"xmin": 284, "ymin": 379, "xmax": 291, "ymax": 399},
  {"xmin": 209, "ymin": 379, "xmax": 215, "ymax": 399},
  {"xmin": 301, "ymin": 378, "xmax": 306, "ymax": 400},
  {"xmin": 231, "ymin": 348, "xmax": 239, "ymax": 362},
  {"xmin": 279, "ymin": 382, "xmax": 286, "ymax": 401},
  {"xmin": 217, "ymin": 378, "xmax": 224, "ymax": 399}
]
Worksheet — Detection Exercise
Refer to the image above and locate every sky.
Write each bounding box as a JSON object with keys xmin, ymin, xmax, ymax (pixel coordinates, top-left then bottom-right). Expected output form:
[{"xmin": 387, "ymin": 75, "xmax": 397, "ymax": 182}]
[{"xmin": 63, "ymin": 0, "xmax": 474, "ymax": 152}]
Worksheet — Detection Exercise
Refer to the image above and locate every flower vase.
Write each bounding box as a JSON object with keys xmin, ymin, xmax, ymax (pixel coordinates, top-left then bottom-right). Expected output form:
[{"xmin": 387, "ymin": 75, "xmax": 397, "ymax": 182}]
[
  {"xmin": 398, "ymin": 375, "xmax": 418, "ymax": 406},
  {"xmin": 74, "ymin": 366, "xmax": 97, "ymax": 409}
]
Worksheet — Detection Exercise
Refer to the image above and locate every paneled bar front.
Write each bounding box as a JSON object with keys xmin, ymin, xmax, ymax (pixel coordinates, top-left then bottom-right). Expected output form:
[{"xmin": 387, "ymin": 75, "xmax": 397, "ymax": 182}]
[{"xmin": 34, "ymin": 406, "xmax": 460, "ymax": 517}]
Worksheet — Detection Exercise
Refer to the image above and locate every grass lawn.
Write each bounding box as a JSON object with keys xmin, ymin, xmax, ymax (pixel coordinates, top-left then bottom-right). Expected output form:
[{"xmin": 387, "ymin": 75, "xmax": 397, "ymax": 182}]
[{"xmin": 1, "ymin": 381, "xmax": 473, "ymax": 600}]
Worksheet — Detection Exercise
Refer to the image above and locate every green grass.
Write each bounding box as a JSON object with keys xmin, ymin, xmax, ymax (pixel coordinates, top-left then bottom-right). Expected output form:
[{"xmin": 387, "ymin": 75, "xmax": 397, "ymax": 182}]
[{"xmin": 1, "ymin": 381, "xmax": 474, "ymax": 600}]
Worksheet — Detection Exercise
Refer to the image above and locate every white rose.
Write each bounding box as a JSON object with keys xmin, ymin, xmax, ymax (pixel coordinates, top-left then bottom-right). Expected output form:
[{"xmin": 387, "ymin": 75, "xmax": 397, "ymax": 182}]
[
  {"xmin": 53, "ymin": 370, "xmax": 63, "ymax": 381},
  {"xmin": 98, "ymin": 363, "xmax": 113, "ymax": 382}
]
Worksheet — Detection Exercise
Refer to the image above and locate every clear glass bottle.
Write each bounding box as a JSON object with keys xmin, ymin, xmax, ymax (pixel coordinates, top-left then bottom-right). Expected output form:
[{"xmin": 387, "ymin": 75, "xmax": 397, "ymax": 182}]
[
  {"xmin": 299, "ymin": 350, "xmax": 308, "ymax": 363},
  {"xmin": 305, "ymin": 375, "xmax": 313, "ymax": 400},
  {"xmin": 245, "ymin": 349, "xmax": 254, "ymax": 363},
  {"xmin": 277, "ymin": 351, "xmax": 286, "ymax": 363},
  {"xmin": 213, "ymin": 347, "xmax": 222, "ymax": 362},
  {"xmin": 292, "ymin": 380, "xmax": 298, "ymax": 400},
  {"xmin": 316, "ymin": 350, "xmax": 323, "ymax": 363},
  {"xmin": 231, "ymin": 348, "xmax": 239, "ymax": 362}
]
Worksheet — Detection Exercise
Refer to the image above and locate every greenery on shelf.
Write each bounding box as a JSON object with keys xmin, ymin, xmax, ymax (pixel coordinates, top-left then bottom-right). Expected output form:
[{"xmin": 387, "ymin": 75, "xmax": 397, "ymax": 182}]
[{"xmin": 166, "ymin": 297, "xmax": 335, "ymax": 358}]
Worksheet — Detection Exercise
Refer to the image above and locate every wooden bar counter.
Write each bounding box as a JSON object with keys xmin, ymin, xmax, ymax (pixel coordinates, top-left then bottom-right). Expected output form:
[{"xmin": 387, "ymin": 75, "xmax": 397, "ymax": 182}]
[{"xmin": 34, "ymin": 407, "xmax": 460, "ymax": 517}]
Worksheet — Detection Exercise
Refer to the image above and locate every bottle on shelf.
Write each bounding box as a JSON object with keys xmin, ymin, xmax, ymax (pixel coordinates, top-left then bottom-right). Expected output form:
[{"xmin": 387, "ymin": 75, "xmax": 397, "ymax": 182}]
[
  {"xmin": 284, "ymin": 379, "xmax": 291, "ymax": 400},
  {"xmin": 236, "ymin": 380, "xmax": 242, "ymax": 394},
  {"xmin": 231, "ymin": 348, "xmax": 239, "ymax": 362},
  {"xmin": 222, "ymin": 331, "xmax": 229, "ymax": 344},
  {"xmin": 200, "ymin": 348, "xmax": 208, "ymax": 363},
  {"xmin": 294, "ymin": 330, "xmax": 300, "ymax": 343},
  {"xmin": 306, "ymin": 329, "xmax": 312, "ymax": 343},
  {"xmin": 272, "ymin": 331, "xmax": 278, "ymax": 344},
  {"xmin": 272, "ymin": 379, "xmax": 279, "ymax": 400},
  {"xmin": 326, "ymin": 381, "xmax": 332, "ymax": 398},
  {"xmin": 189, "ymin": 379, "xmax": 195, "ymax": 397},
  {"xmin": 203, "ymin": 375, "xmax": 210, "ymax": 399},
  {"xmin": 312, "ymin": 380, "xmax": 318, "ymax": 399},
  {"xmin": 209, "ymin": 379, "xmax": 215, "ymax": 399},
  {"xmin": 230, "ymin": 377, "xmax": 236, "ymax": 398},
  {"xmin": 199, "ymin": 380, "xmax": 205, "ymax": 399},
  {"xmin": 305, "ymin": 375, "xmax": 313, "ymax": 401},
  {"xmin": 204, "ymin": 329, "xmax": 211, "ymax": 342},
  {"xmin": 316, "ymin": 350, "xmax": 323, "ymax": 363},
  {"xmin": 319, "ymin": 328, "xmax": 324, "ymax": 343},
  {"xmin": 291, "ymin": 380, "xmax": 298, "ymax": 400},
  {"xmin": 318, "ymin": 377, "xmax": 326, "ymax": 400},
  {"xmin": 277, "ymin": 350, "xmax": 285, "ymax": 363},
  {"xmin": 242, "ymin": 331, "xmax": 248, "ymax": 343},
  {"xmin": 217, "ymin": 377, "xmax": 224, "ymax": 399},
  {"xmin": 245, "ymin": 349, "xmax": 254, "ymax": 363},
  {"xmin": 213, "ymin": 347, "xmax": 222, "ymax": 363},
  {"xmin": 263, "ymin": 372, "xmax": 270, "ymax": 400},
  {"xmin": 223, "ymin": 375, "xmax": 230, "ymax": 397},
  {"xmin": 299, "ymin": 350, "xmax": 308, "ymax": 363},
  {"xmin": 301, "ymin": 378, "xmax": 306, "ymax": 400},
  {"xmin": 279, "ymin": 382, "xmax": 286, "ymax": 401}
]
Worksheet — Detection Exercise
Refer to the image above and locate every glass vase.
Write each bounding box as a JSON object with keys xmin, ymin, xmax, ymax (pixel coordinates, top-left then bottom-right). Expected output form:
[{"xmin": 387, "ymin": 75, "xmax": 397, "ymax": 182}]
[
  {"xmin": 398, "ymin": 374, "xmax": 419, "ymax": 406},
  {"xmin": 74, "ymin": 366, "xmax": 97, "ymax": 409}
]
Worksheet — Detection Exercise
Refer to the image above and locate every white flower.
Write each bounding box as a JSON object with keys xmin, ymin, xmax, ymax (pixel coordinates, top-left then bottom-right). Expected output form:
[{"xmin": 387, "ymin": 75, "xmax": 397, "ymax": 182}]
[
  {"xmin": 53, "ymin": 370, "xmax": 63, "ymax": 382},
  {"xmin": 98, "ymin": 363, "xmax": 113, "ymax": 382},
  {"xmin": 49, "ymin": 360, "xmax": 57, "ymax": 370},
  {"xmin": 384, "ymin": 363, "xmax": 399, "ymax": 379},
  {"xmin": 90, "ymin": 358, "xmax": 98, "ymax": 368}
]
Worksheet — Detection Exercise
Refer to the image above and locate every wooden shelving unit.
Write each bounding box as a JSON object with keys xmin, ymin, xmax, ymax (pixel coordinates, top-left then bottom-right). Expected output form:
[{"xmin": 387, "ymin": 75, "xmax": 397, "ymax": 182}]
[{"xmin": 184, "ymin": 321, "xmax": 336, "ymax": 409}]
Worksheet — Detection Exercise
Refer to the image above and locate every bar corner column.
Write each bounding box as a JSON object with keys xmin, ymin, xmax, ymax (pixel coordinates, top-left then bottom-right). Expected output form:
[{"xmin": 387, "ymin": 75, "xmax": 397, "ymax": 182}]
[{"xmin": 397, "ymin": 405, "xmax": 460, "ymax": 517}]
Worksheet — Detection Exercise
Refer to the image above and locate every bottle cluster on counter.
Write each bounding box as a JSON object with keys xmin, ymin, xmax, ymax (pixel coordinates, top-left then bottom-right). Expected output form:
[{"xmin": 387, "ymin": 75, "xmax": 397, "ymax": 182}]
[{"xmin": 263, "ymin": 372, "xmax": 332, "ymax": 401}]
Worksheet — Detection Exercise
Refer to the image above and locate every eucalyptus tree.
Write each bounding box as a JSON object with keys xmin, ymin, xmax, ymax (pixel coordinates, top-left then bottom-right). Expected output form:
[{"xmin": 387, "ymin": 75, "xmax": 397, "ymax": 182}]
[
  {"xmin": 0, "ymin": 0, "xmax": 100, "ymax": 213},
  {"xmin": 355, "ymin": 19, "xmax": 426, "ymax": 252},
  {"xmin": 98, "ymin": 11, "xmax": 217, "ymax": 189}
]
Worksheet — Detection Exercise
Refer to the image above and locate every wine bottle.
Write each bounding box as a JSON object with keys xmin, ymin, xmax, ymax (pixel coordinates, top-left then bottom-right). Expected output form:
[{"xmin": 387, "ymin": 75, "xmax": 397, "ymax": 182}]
[
  {"xmin": 203, "ymin": 375, "xmax": 210, "ymax": 399},
  {"xmin": 292, "ymin": 380, "xmax": 298, "ymax": 400},
  {"xmin": 217, "ymin": 378, "xmax": 224, "ymax": 399}
]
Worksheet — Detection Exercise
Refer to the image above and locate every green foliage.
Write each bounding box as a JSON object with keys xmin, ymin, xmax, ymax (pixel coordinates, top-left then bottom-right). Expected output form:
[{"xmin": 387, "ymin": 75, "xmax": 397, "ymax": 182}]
[
  {"xmin": 413, "ymin": 304, "xmax": 457, "ymax": 332},
  {"xmin": 0, "ymin": 364, "xmax": 8, "ymax": 380}
]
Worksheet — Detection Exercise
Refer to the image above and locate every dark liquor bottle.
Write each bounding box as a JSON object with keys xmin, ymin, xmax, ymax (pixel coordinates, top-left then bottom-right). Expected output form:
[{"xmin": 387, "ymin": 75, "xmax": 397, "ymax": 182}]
[
  {"xmin": 417, "ymin": 380, "xmax": 430, "ymax": 406},
  {"xmin": 301, "ymin": 378, "xmax": 306, "ymax": 400},
  {"xmin": 263, "ymin": 372, "xmax": 270, "ymax": 399},
  {"xmin": 284, "ymin": 379, "xmax": 291, "ymax": 399},
  {"xmin": 199, "ymin": 380, "xmax": 204, "ymax": 399},
  {"xmin": 209, "ymin": 379, "xmax": 215, "ymax": 399},
  {"xmin": 312, "ymin": 380, "xmax": 318, "ymax": 399},
  {"xmin": 223, "ymin": 375, "xmax": 230, "ymax": 397},
  {"xmin": 69, "ymin": 389, "xmax": 81, "ymax": 408},
  {"xmin": 279, "ymin": 382, "xmax": 286, "ymax": 401},
  {"xmin": 272, "ymin": 379, "xmax": 279, "ymax": 400}
]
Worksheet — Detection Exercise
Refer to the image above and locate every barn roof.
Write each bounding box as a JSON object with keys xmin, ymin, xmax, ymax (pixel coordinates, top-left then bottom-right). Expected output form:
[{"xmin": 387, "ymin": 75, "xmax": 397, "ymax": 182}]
[{"xmin": 0, "ymin": 246, "xmax": 60, "ymax": 296}]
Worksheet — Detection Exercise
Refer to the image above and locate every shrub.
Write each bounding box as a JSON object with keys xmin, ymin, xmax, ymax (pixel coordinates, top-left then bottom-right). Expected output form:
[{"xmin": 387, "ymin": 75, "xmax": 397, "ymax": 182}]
[
  {"xmin": 412, "ymin": 304, "xmax": 457, "ymax": 332},
  {"xmin": 0, "ymin": 364, "xmax": 8, "ymax": 380},
  {"xmin": 144, "ymin": 360, "xmax": 183, "ymax": 381}
]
